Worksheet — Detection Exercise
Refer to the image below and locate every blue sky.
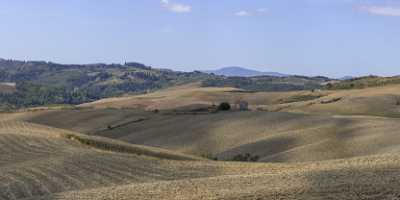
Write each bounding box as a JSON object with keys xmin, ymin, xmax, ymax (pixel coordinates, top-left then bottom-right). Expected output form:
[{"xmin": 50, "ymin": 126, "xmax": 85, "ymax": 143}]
[{"xmin": 0, "ymin": 0, "xmax": 399, "ymax": 77}]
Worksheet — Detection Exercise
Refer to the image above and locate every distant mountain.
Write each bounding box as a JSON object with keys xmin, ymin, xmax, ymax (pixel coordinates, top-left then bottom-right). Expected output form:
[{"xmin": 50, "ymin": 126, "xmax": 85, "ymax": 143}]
[
  {"xmin": 204, "ymin": 67, "xmax": 288, "ymax": 77},
  {"xmin": 340, "ymin": 76, "xmax": 355, "ymax": 80}
]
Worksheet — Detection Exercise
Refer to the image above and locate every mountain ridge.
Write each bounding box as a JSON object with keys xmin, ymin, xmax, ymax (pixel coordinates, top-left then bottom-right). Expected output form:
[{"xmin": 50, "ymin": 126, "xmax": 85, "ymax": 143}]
[{"xmin": 204, "ymin": 66, "xmax": 288, "ymax": 77}]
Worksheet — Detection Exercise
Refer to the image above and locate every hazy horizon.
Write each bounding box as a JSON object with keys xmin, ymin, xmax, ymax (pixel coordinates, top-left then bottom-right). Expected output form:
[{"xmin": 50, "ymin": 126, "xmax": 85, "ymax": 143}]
[{"xmin": 1, "ymin": 0, "xmax": 400, "ymax": 77}]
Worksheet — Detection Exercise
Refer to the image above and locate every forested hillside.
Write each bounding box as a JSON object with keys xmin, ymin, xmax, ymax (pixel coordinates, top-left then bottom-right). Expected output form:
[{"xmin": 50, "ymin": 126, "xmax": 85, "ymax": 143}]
[
  {"xmin": 0, "ymin": 59, "xmax": 214, "ymax": 109},
  {"xmin": 0, "ymin": 59, "xmax": 331, "ymax": 110}
]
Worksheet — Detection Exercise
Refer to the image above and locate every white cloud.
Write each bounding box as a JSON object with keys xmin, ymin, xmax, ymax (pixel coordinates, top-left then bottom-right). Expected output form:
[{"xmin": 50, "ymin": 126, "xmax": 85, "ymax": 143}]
[
  {"xmin": 235, "ymin": 10, "xmax": 251, "ymax": 17},
  {"xmin": 358, "ymin": 5, "xmax": 400, "ymax": 17},
  {"xmin": 235, "ymin": 8, "xmax": 268, "ymax": 17},
  {"xmin": 161, "ymin": 0, "xmax": 192, "ymax": 13}
]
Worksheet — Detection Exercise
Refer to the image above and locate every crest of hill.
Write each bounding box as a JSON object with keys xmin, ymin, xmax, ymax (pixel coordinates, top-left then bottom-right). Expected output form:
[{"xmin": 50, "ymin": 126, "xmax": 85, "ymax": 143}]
[{"xmin": 326, "ymin": 75, "xmax": 400, "ymax": 90}]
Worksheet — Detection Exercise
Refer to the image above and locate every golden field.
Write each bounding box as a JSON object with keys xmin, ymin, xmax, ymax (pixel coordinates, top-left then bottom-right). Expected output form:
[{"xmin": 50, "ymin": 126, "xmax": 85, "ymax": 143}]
[{"xmin": 3, "ymin": 84, "xmax": 400, "ymax": 199}]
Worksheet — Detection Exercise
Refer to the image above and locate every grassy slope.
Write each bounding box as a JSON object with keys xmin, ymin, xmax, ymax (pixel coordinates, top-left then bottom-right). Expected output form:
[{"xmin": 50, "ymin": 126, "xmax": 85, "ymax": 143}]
[
  {"xmin": 326, "ymin": 75, "xmax": 400, "ymax": 90},
  {"xmin": 275, "ymin": 84, "xmax": 400, "ymax": 117},
  {"xmin": 78, "ymin": 83, "xmax": 324, "ymax": 111},
  {"xmin": 32, "ymin": 154, "xmax": 400, "ymax": 200},
  {"xmin": 2, "ymin": 120, "xmax": 400, "ymax": 200},
  {"xmin": 6, "ymin": 84, "xmax": 400, "ymax": 163},
  {"xmin": 0, "ymin": 120, "xmax": 249, "ymax": 199},
  {"xmin": 4, "ymin": 83, "xmax": 400, "ymax": 199},
  {"xmin": 7, "ymin": 107, "xmax": 400, "ymax": 163}
]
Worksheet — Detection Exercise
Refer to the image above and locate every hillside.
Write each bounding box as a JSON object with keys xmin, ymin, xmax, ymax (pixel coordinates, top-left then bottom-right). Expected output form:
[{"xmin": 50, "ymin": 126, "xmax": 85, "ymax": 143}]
[
  {"xmin": 5, "ymin": 84, "xmax": 400, "ymax": 163},
  {"xmin": 2, "ymin": 120, "xmax": 400, "ymax": 199},
  {"xmin": 266, "ymin": 84, "xmax": 400, "ymax": 118},
  {"xmin": 3, "ymin": 82, "xmax": 400, "ymax": 199},
  {"xmin": 78, "ymin": 83, "xmax": 400, "ymax": 118},
  {"xmin": 31, "ymin": 154, "xmax": 400, "ymax": 200},
  {"xmin": 202, "ymin": 75, "xmax": 330, "ymax": 92},
  {"xmin": 0, "ymin": 120, "xmax": 260, "ymax": 199},
  {"xmin": 0, "ymin": 59, "xmax": 213, "ymax": 109},
  {"xmin": 76, "ymin": 83, "xmax": 329, "ymax": 111},
  {"xmin": 0, "ymin": 59, "xmax": 331, "ymax": 110},
  {"xmin": 326, "ymin": 75, "xmax": 400, "ymax": 90},
  {"xmin": 4, "ymin": 62, "xmax": 400, "ymax": 199},
  {"xmin": 12, "ymin": 107, "xmax": 400, "ymax": 163}
]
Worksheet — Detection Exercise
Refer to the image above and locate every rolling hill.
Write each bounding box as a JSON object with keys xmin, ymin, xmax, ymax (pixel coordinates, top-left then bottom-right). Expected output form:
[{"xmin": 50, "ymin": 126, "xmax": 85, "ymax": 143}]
[
  {"xmin": 12, "ymin": 106, "xmax": 400, "ymax": 163},
  {"xmin": 4, "ymin": 67, "xmax": 400, "ymax": 199},
  {"xmin": 2, "ymin": 119, "xmax": 400, "ymax": 199},
  {"xmin": 6, "ymin": 83, "xmax": 400, "ymax": 163},
  {"xmin": 0, "ymin": 59, "xmax": 331, "ymax": 110},
  {"xmin": 0, "ymin": 59, "xmax": 214, "ymax": 108}
]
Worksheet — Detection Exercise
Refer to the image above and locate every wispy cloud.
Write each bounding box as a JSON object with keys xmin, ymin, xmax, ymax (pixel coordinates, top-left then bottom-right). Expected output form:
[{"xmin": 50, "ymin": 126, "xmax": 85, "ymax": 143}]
[
  {"xmin": 357, "ymin": 4, "xmax": 400, "ymax": 17},
  {"xmin": 235, "ymin": 10, "xmax": 251, "ymax": 17},
  {"xmin": 161, "ymin": 0, "xmax": 191, "ymax": 13},
  {"xmin": 235, "ymin": 8, "xmax": 268, "ymax": 17}
]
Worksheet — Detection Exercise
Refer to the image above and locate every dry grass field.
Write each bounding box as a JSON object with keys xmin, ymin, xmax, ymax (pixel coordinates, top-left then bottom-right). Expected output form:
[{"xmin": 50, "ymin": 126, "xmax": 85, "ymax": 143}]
[
  {"xmin": 80, "ymin": 83, "xmax": 400, "ymax": 118},
  {"xmin": 78, "ymin": 83, "xmax": 315, "ymax": 111},
  {"xmin": 274, "ymin": 84, "xmax": 400, "ymax": 118},
  {"xmin": 2, "ymin": 120, "xmax": 400, "ymax": 200},
  {"xmin": 11, "ymin": 108, "xmax": 400, "ymax": 163},
  {"xmin": 3, "ymin": 83, "xmax": 400, "ymax": 199},
  {"xmin": 7, "ymin": 84, "xmax": 400, "ymax": 161}
]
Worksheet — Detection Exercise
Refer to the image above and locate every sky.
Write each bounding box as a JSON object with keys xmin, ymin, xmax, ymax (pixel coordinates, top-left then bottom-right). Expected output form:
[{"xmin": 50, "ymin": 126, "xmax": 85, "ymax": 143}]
[{"xmin": 0, "ymin": 0, "xmax": 399, "ymax": 77}]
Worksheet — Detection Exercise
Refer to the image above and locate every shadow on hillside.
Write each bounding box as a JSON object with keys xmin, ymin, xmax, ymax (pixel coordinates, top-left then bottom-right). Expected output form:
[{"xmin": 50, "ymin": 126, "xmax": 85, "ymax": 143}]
[
  {"xmin": 22, "ymin": 107, "xmax": 400, "ymax": 163},
  {"xmin": 212, "ymin": 112, "xmax": 357, "ymax": 162}
]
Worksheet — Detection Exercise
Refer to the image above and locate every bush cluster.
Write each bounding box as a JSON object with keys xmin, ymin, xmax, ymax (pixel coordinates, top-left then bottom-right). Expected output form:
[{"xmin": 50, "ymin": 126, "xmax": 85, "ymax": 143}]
[
  {"xmin": 231, "ymin": 153, "xmax": 260, "ymax": 162},
  {"xmin": 218, "ymin": 102, "xmax": 231, "ymax": 111}
]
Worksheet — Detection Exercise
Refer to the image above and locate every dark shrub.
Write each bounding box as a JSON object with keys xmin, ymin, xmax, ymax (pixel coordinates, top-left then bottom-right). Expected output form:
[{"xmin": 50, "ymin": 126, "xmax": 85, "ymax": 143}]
[
  {"xmin": 201, "ymin": 153, "xmax": 218, "ymax": 161},
  {"xmin": 231, "ymin": 153, "xmax": 260, "ymax": 162},
  {"xmin": 218, "ymin": 102, "xmax": 231, "ymax": 111}
]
